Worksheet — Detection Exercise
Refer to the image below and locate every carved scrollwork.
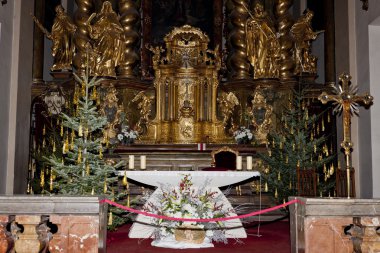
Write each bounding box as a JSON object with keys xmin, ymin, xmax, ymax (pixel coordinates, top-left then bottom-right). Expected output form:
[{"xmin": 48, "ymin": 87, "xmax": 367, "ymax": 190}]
[{"xmin": 247, "ymin": 88, "xmax": 273, "ymax": 144}]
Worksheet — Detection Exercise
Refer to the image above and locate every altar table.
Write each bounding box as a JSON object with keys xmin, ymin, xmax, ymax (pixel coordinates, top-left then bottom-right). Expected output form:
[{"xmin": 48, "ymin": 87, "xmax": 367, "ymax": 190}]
[{"xmin": 118, "ymin": 170, "xmax": 260, "ymax": 239}]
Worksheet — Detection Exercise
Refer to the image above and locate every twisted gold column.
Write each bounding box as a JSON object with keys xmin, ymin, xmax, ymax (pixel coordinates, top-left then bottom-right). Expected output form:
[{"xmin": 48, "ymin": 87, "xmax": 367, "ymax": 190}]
[
  {"xmin": 118, "ymin": 0, "xmax": 140, "ymax": 78},
  {"xmin": 73, "ymin": 0, "xmax": 93, "ymax": 74},
  {"xmin": 275, "ymin": 0, "xmax": 295, "ymax": 80},
  {"xmin": 228, "ymin": 0, "xmax": 250, "ymax": 80}
]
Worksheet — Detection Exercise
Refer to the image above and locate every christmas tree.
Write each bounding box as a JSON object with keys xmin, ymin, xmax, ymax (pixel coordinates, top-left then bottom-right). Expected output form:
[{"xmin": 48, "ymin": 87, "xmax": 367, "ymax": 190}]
[
  {"xmin": 259, "ymin": 85, "xmax": 335, "ymax": 203},
  {"xmin": 44, "ymin": 72, "xmax": 124, "ymax": 196}
]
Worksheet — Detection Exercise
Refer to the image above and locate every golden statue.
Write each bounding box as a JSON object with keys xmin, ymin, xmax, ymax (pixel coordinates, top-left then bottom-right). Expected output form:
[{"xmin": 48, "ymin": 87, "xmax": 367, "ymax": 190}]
[
  {"xmin": 132, "ymin": 91, "xmax": 154, "ymax": 135},
  {"xmin": 87, "ymin": 1, "xmax": 126, "ymax": 77},
  {"xmin": 32, "ymin": 5, "xmax": 76, "ymax": 71},
  {"xmin": 146, "ymin": 44, "xmax": 165, "ymax": 67},
  {"xmin": 245, "ymin": 2, "xmax": 280, "ymax": 79},
  {"xmin": 290, "ymin": 9, "xmax": 319, "ymax": 74},
  {"xmin": 218, "ymin": 91, "xmax": 239, "ymax": 125}
]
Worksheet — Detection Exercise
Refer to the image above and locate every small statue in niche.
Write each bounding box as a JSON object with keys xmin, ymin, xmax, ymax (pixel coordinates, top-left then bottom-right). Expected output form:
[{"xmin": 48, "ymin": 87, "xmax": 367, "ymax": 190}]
[
  {"xmin": 86, "ymin": 1, "xmax": 126, "ymax": 77},
  {"xmin": 247, "ymin": 88, "xmax": 272, "ymax": 144},
  {"xmin": 245, "ymin": 2, "xmax": 280, "ymax": 79},
  {"xmin": 290, "ymin": 9, "xmax": 321, "ymax": 75},
  {"xmin": 32, "ymin": 5, "xmax": 77, "ymax": 71}
]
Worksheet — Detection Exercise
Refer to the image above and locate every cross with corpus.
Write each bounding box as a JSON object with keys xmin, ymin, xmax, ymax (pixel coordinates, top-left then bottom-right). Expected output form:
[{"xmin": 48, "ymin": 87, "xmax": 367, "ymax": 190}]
[{"xmin": 318, "ymin": 73, "xmax": 373, "ymax": 198}]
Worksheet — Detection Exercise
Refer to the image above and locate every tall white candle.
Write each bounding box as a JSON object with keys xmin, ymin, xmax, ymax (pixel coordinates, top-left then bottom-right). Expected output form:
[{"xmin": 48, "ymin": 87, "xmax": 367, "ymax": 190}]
[
  {"xmin": 140, "ymin": 155, "xmax": 146, "ymax": 170},
  {"xmin": 236, "ymin": 156, "xmax": 242, "ymax": 170},
  {"xmin": 129, "ymin": 155, "xmax": 135, "ymax": 169},
  {"xmin": 247, "ymin": 156, "xmax": 253, "ymax": 170}
]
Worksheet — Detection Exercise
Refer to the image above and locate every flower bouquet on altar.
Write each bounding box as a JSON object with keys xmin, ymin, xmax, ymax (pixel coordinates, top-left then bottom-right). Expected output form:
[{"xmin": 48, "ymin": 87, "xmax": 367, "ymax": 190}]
[
  {"xmin": 117, "ymin": 125, "xmax": 138, "ymax": 145},
  {"xmin": 233, "ymin": 127, "xmax": 253, "ymax": 144},
  {"xmin": 144, "ymin": 174, "xmax": 232, "ymax": 247}
]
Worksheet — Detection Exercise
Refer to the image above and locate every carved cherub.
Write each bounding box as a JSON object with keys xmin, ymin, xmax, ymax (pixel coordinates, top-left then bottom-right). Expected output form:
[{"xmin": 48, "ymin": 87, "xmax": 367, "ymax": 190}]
[{"xmin": 146, "ymin": 44, "xmax": 165, "ymax": 67}]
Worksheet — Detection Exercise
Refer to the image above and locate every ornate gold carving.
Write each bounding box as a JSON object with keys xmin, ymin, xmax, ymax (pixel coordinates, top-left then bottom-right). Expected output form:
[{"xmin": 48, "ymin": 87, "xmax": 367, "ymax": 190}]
[
  {"xmin": 245, "ymin": 2, "xmax": 280, "ymax": 79},
  {"xmin": 146, "ymin": 44, "xmax": 165, "ymax": 68},
  {"xmin": 87, "ymin": 1, "xmax": 126, "ymax": 77},
  {"xmin": 118, "ymin": 0, "xmax": 140, "ymax": 78},
  {"xmin": 275, "ymin": 0, "xmax": 295, "ymax": 80},
  {"xmin": 228, "ymin": 0, "xmax": 250, "ymax": 79},
  {"xmin": 247, "ymin": 88, "xmax": 273, "ymax": 144},
  {"xmin": 290, "ymin": 10, "xmax": 319, "ymax": 75},
  {"xmin": 132, "ymin": 91, "xmax": 154, "ymax": 135},
  {"xmin": 73, "ymin": 0, "xmax": 94, "ymax": 74},
  {"xmin": 100, "ymin": 85, "xmax": 124, "ymax": 142},
  {"xmin": 140, "ymin": 25, "xmax": 230, "ymax": 143}
]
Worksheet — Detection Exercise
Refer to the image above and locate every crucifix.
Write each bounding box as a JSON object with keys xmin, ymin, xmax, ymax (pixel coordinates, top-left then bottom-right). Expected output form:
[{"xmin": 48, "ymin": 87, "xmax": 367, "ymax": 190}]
[{"xmin": 318, "ymin": 73, "xmax": 373, "ymax": 198}]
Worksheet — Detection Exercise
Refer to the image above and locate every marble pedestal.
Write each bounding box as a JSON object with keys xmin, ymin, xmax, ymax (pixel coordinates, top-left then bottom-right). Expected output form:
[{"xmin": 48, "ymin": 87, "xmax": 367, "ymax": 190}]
[{"xmin": 289, "ymin": 197, "xmax": 380, "ymax": 253}]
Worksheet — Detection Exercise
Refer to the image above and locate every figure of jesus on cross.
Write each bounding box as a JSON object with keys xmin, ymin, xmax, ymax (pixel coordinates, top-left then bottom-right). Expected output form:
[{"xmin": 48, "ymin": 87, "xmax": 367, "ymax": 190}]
[{"xmin": 319, "ymin": 73, "xmax": 373, "ymax": 198}]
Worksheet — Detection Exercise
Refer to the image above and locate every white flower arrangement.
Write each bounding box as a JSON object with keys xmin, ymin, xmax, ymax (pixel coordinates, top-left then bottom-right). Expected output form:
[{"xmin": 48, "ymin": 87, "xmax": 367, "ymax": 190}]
[
  {"xmin": 145, "ymin": 174, "xmax": 231, "ymax": 244},
  {"xmin": 233, "ymin": 126, "xmax": 253, "ymax": 144},
  {"xmin": 117, "ymin": 126, "xmax": 138, "ymax": 144}
]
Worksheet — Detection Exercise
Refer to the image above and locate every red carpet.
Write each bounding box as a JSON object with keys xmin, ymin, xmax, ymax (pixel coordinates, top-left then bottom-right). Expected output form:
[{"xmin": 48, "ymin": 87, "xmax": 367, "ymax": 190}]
[{"xmin": 107, "ymin": 220, "xmax": 290, "ymax": 253}]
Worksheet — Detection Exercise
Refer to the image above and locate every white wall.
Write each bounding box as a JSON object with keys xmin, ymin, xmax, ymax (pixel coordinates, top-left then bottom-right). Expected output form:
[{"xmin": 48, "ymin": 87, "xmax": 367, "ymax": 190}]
[
  {"xmin": 0, "ymin": 0, "xmax": 34, "ymax": 194},
  {"xmin": 369, "ymin": 16, "xmax": 380, "ymax": 198}
]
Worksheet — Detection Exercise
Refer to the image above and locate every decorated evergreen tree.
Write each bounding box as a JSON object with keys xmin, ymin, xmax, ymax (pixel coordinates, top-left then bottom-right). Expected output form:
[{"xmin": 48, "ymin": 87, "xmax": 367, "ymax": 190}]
[
  {"xmin": 259, "ymin": 85, "xmax": 334, "ymax": 203},
  {"xmin": 44, "ymin": 72, "xmax": 124, "ymax": 196}
]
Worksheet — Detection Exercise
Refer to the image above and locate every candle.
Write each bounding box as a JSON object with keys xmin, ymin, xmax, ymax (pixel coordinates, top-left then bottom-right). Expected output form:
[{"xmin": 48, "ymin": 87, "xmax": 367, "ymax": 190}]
[
  {"xmin": 236, "ymin": 156, "xmax": 242, "ymax": 170},
  {"xmin": 129, "ymin": 155, "xmax": 135, "ymax": 169},
  {"xmin": 140, "ymin": 155, "xmax": 146, "ymax": 170},
  {"xmin": 247, "ymin": 156, "xmax": 253, "ymax": 170}
]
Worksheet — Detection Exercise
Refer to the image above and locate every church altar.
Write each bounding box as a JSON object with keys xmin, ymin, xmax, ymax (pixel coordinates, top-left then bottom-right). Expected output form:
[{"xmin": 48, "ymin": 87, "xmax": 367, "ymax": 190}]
[
  {"xmin": 118, "ymin": 170, "xmax": 260, "ymax": 245},
  {"xmin": 120, "ymin": 170, "xmax": 260, "ymax": 188}
]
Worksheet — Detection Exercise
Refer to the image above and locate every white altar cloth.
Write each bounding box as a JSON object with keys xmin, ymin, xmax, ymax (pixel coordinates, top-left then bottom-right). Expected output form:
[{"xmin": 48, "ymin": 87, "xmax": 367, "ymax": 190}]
[
  {"xmin": 120, "ymin": 170, "xmax": 260, "ymax": 187},
  {"xmin": 118, "ymin": 170, "xmax": 260, "ymax": 240}
]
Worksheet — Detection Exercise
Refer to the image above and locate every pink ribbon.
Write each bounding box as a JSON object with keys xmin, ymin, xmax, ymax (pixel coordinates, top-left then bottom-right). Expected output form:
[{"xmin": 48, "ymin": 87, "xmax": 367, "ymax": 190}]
[{"xmin": 100, "ymin": 198, "xmax": 304, "ymax": 222}]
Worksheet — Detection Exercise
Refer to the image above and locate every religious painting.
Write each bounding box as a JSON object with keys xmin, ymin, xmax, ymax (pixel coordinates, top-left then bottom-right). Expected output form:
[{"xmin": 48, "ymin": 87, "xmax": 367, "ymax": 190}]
[{"xmin": 151, "ymin": 0, "xmax": 215, "ymax": 45}]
